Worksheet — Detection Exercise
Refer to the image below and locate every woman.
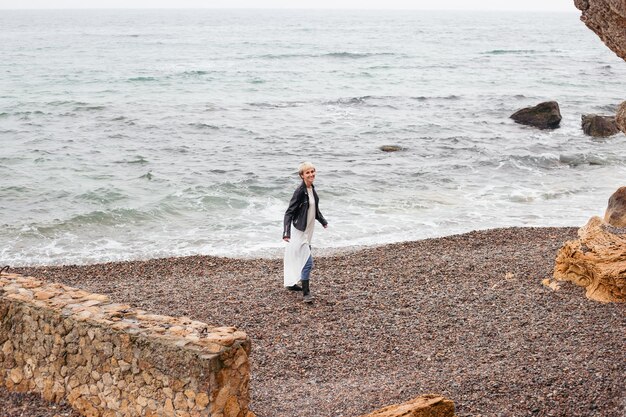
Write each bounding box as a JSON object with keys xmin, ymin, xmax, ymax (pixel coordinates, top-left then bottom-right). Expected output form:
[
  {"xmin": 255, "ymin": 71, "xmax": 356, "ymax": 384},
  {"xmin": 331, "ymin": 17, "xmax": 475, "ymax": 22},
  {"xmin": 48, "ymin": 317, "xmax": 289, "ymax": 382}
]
[{"xmin": 283, "ymin": 161, "xmax": 328, "ymax": 303}]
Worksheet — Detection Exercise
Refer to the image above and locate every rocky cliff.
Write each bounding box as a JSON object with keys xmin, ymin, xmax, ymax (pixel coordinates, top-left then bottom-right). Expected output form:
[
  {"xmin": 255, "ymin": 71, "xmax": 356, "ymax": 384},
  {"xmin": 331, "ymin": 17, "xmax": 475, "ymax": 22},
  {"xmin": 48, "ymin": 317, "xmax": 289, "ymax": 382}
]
[{"xmin": 574, "ymin": 0, "xmax": 626, "ymax": 61}]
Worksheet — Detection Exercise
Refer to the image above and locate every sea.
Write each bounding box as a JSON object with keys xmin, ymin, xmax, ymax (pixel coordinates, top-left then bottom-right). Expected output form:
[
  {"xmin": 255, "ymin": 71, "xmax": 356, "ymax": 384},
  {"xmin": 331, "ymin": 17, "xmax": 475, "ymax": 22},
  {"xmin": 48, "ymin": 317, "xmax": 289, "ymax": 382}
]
[{"xmin": 1, "ymin": 9, "xmax": 626, "ymax": 266}]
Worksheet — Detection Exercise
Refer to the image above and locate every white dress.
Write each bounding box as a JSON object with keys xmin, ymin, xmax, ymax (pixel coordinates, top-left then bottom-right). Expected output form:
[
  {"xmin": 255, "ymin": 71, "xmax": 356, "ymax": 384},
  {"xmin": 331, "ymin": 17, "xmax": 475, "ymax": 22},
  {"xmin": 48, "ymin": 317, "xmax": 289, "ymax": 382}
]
[{"xmin": 283, "ymin": 187, "xmax": 316, "ymax": 287}]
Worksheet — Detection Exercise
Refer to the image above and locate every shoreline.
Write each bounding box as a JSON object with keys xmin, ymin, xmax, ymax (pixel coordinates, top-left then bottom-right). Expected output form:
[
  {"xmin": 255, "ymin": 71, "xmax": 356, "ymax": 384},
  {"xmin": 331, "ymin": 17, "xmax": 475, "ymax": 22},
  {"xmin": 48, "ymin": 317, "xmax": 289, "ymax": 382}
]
[
  {"xmin": 4, "ymin": 226, "xmax": 626, "ymax": 417},
  {"xmin": 6, "ymin": 225, "xmax": 583, "ymax": 268}
]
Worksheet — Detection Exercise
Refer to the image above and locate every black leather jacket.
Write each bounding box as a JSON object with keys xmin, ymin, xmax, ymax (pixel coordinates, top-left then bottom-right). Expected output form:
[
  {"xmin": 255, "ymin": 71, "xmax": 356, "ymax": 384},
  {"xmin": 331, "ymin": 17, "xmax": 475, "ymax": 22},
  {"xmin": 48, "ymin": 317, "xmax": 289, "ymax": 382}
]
[{"xmin": 283, "ymin": 181, "xmax": 328, "ymax": 239}]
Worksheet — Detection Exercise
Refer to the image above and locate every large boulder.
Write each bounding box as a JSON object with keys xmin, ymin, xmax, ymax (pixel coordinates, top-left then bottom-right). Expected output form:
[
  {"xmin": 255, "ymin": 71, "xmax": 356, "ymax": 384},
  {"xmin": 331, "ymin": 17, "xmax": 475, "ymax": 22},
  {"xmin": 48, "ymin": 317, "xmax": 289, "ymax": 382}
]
[
  {"xmin": 358, "ymin": 395, "xmax": 455, "ymax": 417},
  {"xmin": 510, "ymin": 101, "xmax": 562, "ymax": 129},
  {"xmin": 574, "ymin": 0, "xmax": 626, "ymax": 61},
  {"xmin": 604, "ymin": 186, "xmax": 626, "ymax": 227},
  {"xmin": 581, "ymin": 114, "xmax": 620, "ymax": 137},
  {"xmin": 616, "ymin": 101, "xmax": 626, "ymax": 135},
  {"xmin": 553, "ymin": 188, "xmax": 626, "ymax": 302}
]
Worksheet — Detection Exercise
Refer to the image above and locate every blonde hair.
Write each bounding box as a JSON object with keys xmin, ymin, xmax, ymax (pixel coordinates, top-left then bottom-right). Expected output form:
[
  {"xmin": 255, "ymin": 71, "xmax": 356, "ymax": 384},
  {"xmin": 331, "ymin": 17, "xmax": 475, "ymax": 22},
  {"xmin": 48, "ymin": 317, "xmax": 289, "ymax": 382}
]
[{"xmin": 298, "ymin": 161, "xmax": 316, "ymax": 177}]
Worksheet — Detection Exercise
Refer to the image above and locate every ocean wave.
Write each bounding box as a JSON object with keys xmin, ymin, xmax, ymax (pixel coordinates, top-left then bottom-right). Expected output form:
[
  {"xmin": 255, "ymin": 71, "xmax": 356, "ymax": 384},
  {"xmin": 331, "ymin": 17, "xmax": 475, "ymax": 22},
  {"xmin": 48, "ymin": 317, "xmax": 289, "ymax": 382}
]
[
  {"xmin": 75, "ymin": 188, "xmax": 128, "ymax": 204},
  {"xmin": 180, "ymin": 70, "xmax": 210, "ymax": 76},
  {"xmin": 114, "ymin": 156, "xmax": 149, "ymax": 164},
  {"xmin": 188, "ymin": 123, "xmax": 219, "ymax": 130},
  {"xmin": 411, "ymin": 95, "xmax": 461, "ymax": 101},
  {"xmin": 253, "ymin": 52, "xmax": 397, "ymax": 60},
  {"xmin": 47, "ymin": 100, "xmax": 88, "ymax": 107},
  {"xmin": 323, "ymin": 52, "xmax": 395, "ymax": 59},
  {"xmin": 248, "ymin": 101, "xmax": 303, "ymax": 109},
  {"xmin": 509, "ymin": 154, "xmax": 561, "ymax": 170},
  {"xmin": 482, "ymin": 49, "xmax": 548, "ymax": 55},
  {"xmin": 73, "ymin": 105, "xmax": 106, "ymax": 112},
  {"xmin": 34, "ymin": 208, "xmax": 158, "ymax": 233},
  {"xmin": 128, "ymin": 76, "xmax": 158, "ymax": 82},
  {"xmin": 14, "ymin": 110, "xmax": 46, "ymax": 118},
  {"xmin": 559, "ymin": 153, "xmax": 610, "ymax": 166}
]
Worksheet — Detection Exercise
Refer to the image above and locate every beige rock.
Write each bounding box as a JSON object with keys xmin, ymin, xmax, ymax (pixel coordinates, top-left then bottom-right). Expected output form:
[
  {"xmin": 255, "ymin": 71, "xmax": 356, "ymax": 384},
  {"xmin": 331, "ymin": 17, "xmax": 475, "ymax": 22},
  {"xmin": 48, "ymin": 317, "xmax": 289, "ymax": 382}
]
[
  {"xmin": 74, "ymin": 397, "xmax": 101, "ymax": 417},
  {"xmin": 34, "ymin": 290, "xmax": 56, "ymax": 300},
  {"xmin": 604, "ymin": 186, "xmax": 626, "ymax": 227},
  {"xmin": 195, "ymin": 392, "xmax": 210, "ymax": 409},
  {"xmin": 554, "ymin": 216, "xmax": 626, "ymax": 302},
  {"xmin": 358, "ymin": 394, "xmax": 455, "ymax": 417},
  {"xmin": 163, "ymin": 387, "xmax": 175, "ymax": 399},
  {"xmin": 164, "ymin": 398, "xmax": 176, "ymax": 417},
  {"xmin": 224, "ymin": 397, "xmax": 241, "ymax": 417},
  {"xmin": 9, "ymin": 367, "xmax": 23, "ymax": 384},
  {"xmin": 174, "ymin": 391, "xmax": 189, "ymax": 411}
]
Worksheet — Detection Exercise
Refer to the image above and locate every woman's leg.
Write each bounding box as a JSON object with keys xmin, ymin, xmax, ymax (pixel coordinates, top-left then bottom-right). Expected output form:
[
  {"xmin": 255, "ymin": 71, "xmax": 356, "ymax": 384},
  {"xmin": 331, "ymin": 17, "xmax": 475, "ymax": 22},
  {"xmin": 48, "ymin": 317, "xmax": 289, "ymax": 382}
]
[
  {"xmin": 300, "ymin": 255, "xmax": 314, "ymax": 281},
  {"xmin": 301, "ymin": 255, "xmax": 314, "ymax": 303}
]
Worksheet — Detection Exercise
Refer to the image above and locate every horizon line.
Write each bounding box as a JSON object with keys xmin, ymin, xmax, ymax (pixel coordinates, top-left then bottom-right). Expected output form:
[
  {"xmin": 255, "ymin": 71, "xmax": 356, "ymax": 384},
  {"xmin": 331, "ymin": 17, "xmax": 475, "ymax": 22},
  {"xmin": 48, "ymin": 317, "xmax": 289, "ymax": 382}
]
[{"xmin": 0, "ymin": 7, "xmax": 578, "ymax": 12}]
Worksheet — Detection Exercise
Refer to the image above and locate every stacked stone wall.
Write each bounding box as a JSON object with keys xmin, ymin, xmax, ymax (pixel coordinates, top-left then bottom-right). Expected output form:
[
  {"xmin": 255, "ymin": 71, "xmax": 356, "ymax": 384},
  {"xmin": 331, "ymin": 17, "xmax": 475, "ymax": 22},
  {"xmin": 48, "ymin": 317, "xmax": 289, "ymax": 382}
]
[{"xmin": 0, "ymin": 273, "xmax": 255, "ymax": 417}]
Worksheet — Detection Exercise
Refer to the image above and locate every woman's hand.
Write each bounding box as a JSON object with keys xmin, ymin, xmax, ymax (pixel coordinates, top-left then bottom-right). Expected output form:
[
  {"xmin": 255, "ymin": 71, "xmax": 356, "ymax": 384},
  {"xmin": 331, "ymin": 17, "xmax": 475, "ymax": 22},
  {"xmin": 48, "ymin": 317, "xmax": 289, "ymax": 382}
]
[{"xmin": 283, "ymin": 237, "xmax": 290, "ymax": 242}]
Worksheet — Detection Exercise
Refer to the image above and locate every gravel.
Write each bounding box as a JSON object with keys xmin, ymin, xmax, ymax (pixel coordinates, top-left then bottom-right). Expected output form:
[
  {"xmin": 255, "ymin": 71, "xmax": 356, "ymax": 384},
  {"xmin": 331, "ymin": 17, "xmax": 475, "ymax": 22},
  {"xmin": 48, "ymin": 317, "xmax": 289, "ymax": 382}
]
[{"xmin": 4, "ymin": 226, "xmax": 626, "ymax": 417}]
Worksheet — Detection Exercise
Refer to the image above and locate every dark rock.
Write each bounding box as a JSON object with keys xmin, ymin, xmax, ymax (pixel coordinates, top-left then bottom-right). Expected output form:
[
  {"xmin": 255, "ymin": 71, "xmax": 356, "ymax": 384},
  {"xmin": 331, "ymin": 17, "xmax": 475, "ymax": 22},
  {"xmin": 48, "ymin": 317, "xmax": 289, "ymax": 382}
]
[
  {"xmin": 604, "ymin": 186, "xmax": 626, "ymax": 228},
  {"xmin": 616, "ymin": 101, "xmax": 626, "ymax": 135},
  {"xmin": 574, "ymin": 0, "xmax": 626, "ymax": 61},
  {"xmin": 380, "ymin": 145, "xmax": 403, "ymax": 152},
  {"xmin": 581, "ymin": 114, "xmax": 619, "ymax": 137},
  {"xmin": 510, "ymin": 101, "xmax": 562, "ymax": 129}
]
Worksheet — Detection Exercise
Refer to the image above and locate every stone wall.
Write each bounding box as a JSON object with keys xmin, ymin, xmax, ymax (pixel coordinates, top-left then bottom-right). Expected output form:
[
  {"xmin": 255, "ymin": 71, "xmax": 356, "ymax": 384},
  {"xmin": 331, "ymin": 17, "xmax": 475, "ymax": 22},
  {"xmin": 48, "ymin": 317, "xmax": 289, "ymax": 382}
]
[{"xmin": 0, "ymin": 272, "xmax": 255, "ymax": 417}]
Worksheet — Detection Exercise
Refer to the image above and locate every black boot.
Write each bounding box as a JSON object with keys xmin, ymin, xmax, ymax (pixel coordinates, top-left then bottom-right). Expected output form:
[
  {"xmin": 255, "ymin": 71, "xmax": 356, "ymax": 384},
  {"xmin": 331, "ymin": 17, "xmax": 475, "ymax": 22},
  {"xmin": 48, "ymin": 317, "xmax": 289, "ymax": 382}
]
[
  {"xmin": 286, "ymin": 283, "xmax": 302, "ymax": 291},
  {"xmin": 302, "ymin": 280, "xmax": 312, "ymax": 303}
]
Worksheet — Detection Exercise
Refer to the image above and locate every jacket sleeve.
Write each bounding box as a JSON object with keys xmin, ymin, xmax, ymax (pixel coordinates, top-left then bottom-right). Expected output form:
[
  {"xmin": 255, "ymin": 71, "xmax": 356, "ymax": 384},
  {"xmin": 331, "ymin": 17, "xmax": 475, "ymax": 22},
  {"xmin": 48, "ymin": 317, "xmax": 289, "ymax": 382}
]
[
  {"xmin": 314, "ymin": 189, "xmax": 328, "ymax": 227},
  {"xmin": 283, "ymin": 188, "xmax": 300, "ymax": 238},
  {"xmin": 316, "ymin": 209, "xmax": 328, "ymax": 227}
]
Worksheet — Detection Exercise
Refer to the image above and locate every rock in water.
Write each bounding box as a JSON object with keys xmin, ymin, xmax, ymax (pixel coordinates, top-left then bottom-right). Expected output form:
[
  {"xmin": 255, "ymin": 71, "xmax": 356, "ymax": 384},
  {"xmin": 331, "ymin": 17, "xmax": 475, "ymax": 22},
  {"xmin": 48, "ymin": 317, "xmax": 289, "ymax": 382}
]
[
  {"xmin": 510, "ymin": 101, "xmax": 562, "ymax": 129},
  {"xmin": 380, "ymin": 145, "xmax": 403, "ymax": 152},
  {"xmin": 616, "ymin": 101, "xmax": 626, "ymax": 135},
  {"xmin": 574, "ymin": 0, "xmax": 626, "ymax": 61},
  {"xmin": 581, "ymin": 114, "xmax": 620, "ymax": 137},
  {"xmin": 604, "ymin": 186, "xmax": 626, "ymax": 227},
  {"xmin": 553, "ymin": 188, "xmax": 626, "ymax": 302}
]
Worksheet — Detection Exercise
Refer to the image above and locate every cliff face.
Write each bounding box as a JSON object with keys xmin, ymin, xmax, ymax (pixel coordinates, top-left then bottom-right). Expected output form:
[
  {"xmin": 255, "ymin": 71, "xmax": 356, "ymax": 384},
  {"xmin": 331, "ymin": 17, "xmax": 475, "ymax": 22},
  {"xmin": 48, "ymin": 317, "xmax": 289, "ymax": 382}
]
[{"xmin": 574, "ymin": 0, "xmax": 626, "ymax": 61}]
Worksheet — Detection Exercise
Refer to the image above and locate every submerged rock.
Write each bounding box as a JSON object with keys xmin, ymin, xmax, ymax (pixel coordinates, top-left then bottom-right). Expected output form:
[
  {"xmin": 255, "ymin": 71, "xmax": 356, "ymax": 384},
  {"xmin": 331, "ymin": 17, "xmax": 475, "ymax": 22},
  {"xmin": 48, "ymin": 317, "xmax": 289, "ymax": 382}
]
[
  {"xmin": 510, "ymin": 101, "xmax": 562, "ymax": 129},
  {"xmin": 616, "ymin": 101, "xmax": 626, "ymax": 135},
  {"xmin": 581, "ymin": 114, "xmax": 619, "ymax": 137},
  {"xmin": 380, "ymin": 145, "xmax": 403, "ymax": 152},
  {"xmin": 574, "ymin": 0, "xmax": 626, "ymax": 61},
  {"xmin": 553, "ymin": 187, "xmax": 626, "ymax": 302}
]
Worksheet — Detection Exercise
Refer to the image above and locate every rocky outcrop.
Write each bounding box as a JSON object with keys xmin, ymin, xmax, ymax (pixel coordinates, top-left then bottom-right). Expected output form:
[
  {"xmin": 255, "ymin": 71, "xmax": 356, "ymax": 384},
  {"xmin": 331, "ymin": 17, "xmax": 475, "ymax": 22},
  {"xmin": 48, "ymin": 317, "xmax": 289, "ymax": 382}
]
[
  {"xmin": 616, "ymin": 101, "xmax": 626, "ymax": 135},
  {"xmin": 553, "ymin": 188, "xmax": 626, "ymax": 302},
  {"xmin": 358, "ymin": 395, "xmax": 455, "ymax": 417},
  {"xmin": 574, "ymin": 0, "xmax": 626, "ymax": 61},
  {"xmin": 510, "ymin": 101, "xmax": 562, "ymax": 129},
  {"xmin": 604, "ymin": 186, "xmax": 626, "ymax": 227},
  {"xmin": 581, "ymin": 114, "xmax": 620, "ymax": 137},
  {"xmin": 0, "ymin": 273, "xmax": 254, "ymax": 417}
]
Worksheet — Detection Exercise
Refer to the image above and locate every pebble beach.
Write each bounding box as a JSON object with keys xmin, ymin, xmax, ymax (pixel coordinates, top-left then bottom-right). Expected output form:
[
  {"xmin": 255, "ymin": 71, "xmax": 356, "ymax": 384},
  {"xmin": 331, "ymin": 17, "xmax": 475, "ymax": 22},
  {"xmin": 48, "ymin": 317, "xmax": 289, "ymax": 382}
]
[{"xmin": 3, "ymin": 226, "xmax": 625, "ymax": 417}]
